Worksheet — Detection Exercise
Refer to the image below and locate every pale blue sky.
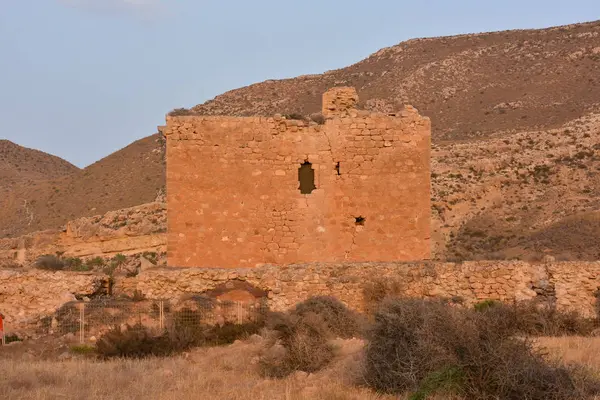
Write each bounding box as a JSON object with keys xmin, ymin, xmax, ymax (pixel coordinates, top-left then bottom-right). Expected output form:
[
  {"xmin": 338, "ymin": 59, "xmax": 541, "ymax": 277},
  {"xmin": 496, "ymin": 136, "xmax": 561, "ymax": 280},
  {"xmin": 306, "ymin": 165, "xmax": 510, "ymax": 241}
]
[{"xmin": 1, "ymin": 0, "xmax": 599, "ymax": 167}]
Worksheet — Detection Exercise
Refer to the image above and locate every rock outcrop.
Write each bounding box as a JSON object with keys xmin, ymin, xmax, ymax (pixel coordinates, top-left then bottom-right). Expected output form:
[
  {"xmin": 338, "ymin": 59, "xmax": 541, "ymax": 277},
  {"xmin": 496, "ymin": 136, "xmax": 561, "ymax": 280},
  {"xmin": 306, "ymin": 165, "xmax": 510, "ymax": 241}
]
[{"xmin": 0, "ymin": 202, "xmax": 166, "ymax": 267}]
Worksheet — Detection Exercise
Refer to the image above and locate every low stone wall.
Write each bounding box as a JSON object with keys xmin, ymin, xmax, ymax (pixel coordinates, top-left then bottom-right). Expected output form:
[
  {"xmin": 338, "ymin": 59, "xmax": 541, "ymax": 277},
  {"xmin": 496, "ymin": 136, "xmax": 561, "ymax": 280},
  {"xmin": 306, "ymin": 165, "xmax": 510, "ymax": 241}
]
[
  {"xmin": 0, "ymin": 269, "xmax": 107, "ymax": 328},
  {"xmin": 115, "ymin": 260, "xmax": 600, "ymax": 317},
  {"xmin": 3, "ymin": 260, "xmax": 599, "ymax": 336}
]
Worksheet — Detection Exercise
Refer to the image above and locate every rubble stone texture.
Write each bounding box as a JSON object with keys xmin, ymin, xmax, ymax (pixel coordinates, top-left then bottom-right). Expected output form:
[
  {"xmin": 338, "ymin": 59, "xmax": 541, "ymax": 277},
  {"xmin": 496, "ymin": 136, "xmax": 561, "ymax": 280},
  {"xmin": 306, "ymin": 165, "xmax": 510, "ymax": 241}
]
[
  {"xmin": 3, "ymin": 260, "xmax": 600, "ymax": 331},
  {"xmin": 116, "ymin": 260, "xmax": 600, "ymax": 317},
  {"xmin": 0, "ymin": 269, "xmax": 106, "ymax": 326},
  {"xmin": 164, "ymin": 88, "xmax": 431, "ymax": 268}
]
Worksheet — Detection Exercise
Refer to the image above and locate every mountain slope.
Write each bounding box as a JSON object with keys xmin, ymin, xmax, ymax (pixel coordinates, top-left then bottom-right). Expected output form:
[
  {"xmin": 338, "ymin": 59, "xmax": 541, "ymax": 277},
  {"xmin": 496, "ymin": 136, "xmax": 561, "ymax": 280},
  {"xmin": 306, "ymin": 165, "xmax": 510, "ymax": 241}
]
[
  {"xmin": 189, "ymin": 19, "xmax": 600, "ymax": 260},
  {"xmin": 0, "ymin": 140, "xmax": 79, "ymax": 191},
  {"xmin": 0, "ymin": 135, "xmax": 165, "ymax": 238},
  {"xmin": 191, "ymin": 20, "xmax": 600, "ymax": 143},
  {"xmin": 3, "ymin": 20, "xmax": 600, "ymax": 262}
]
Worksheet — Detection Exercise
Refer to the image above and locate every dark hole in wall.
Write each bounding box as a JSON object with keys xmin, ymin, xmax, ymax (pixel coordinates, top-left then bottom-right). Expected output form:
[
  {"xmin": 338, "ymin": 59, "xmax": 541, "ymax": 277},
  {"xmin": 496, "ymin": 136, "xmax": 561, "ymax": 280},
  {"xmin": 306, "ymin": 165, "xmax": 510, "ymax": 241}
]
[
  {"xmin": 355, "ymin": 216, "xmax": 366, "ymax": 226},
  {"xmin": 335, "ymin": 162, "xmax": 341, "ymax": 175},
  {"xmin": 298, "ymin": 161, "xmax": 316, "ymax": 194}
]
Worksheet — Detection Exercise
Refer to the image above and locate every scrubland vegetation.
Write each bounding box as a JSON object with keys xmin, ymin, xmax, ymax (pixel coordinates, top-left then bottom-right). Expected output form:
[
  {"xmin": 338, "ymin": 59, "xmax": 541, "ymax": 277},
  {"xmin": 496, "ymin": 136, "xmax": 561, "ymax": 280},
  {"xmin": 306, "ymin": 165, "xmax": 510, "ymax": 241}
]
[{"xmin": 4, "ymin": 295, "xmax": 600, "ymax": 399}]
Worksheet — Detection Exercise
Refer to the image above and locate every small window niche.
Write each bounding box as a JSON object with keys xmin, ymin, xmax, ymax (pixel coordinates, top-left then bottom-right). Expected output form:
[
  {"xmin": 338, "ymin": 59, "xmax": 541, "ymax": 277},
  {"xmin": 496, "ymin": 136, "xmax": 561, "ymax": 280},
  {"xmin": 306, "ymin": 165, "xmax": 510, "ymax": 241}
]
[{"xmin": 298, "ymin": 161, "xmax": 316, "ymax": 194}]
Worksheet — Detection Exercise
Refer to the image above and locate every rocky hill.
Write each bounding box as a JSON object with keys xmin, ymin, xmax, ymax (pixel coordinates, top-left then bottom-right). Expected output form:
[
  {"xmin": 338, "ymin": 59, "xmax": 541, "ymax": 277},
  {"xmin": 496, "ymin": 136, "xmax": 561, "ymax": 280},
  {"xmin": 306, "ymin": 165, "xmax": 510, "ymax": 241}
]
[
  {"xmin": 191, "ymin": 21, "xmax": 600, "ymax": 143},
  {"xmin": 0, "ymin": 135, "xmax": 165, "ymax": 238},
  {"xmin": 0, "ymin": 140, "xmax": 79, "ymax": 192},
  {"xmin": 188, "ymin": 19, "xmax": 600, "ymax": 261},
  {"xmin": 2, "ymin": 20, "xmax": 599, "ymax": 261}
]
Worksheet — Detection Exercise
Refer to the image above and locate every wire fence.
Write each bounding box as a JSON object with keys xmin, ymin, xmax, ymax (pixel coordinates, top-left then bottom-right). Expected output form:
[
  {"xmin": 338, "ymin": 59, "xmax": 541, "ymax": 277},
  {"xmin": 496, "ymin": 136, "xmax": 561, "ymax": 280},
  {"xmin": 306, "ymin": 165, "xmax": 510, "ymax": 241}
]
[{"xmin": 38, "ymin": 297, "xmax": 269, "ymax": 344}]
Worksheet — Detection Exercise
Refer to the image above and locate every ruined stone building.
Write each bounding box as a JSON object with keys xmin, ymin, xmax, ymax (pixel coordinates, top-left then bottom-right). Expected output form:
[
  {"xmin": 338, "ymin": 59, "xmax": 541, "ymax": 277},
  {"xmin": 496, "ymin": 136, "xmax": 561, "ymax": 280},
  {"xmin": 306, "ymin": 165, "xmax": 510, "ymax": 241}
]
[{"xmin": 162, "ymin": 87, "xmax": 431, "ymax": 268}]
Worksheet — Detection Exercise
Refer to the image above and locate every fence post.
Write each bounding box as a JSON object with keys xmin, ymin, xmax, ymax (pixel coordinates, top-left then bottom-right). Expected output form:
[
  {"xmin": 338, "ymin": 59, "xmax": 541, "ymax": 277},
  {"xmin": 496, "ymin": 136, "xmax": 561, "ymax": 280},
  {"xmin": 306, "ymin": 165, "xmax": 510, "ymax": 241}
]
[
  {"xmin": 79, "ymin": 303, "xmax": 85, "ymax": 344},
  {"xmin": 159, "ymin": 300, "xmax": 164, "ymax": 331},
  {"xmin": 0, "ymin": 313, "xmax": 5, "ymax": 345}
]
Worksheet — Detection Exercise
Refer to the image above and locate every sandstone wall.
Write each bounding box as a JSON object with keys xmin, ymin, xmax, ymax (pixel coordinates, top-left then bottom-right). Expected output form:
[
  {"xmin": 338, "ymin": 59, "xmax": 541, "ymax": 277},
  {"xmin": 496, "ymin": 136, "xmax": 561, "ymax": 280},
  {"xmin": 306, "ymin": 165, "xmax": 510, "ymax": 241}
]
[
  {"xmin": 0, "ymin": 202, "xmax": 166, "ymax": 267},
  {"xmin": 0, "ymin": 269, "xmax": 107, "ymax": 327},
  {"xmin": 115, "ymin": 261, "xmax": 600, "ymax": 317},
  {"xmin": 165, "ymin": 88, "xmax": 431, "ymax": 268},
  {"xmin": 2, "ymin": 261, "xmax": 600, "ymax": 335}
]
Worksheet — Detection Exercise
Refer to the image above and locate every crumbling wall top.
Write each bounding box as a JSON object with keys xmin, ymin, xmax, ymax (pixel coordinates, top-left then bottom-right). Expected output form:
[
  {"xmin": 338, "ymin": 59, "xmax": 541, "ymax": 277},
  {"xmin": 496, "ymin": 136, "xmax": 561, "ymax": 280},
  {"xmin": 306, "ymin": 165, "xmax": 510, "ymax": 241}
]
[{"xmin": 321, "ymin": 87, "xmax": 359, "ymax": 118}]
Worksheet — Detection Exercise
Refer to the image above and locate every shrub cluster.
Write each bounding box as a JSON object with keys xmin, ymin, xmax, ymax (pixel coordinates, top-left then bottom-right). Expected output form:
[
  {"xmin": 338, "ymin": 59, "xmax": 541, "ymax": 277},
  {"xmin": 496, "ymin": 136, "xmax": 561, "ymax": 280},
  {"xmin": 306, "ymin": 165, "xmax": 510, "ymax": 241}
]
[
  {"xmin": 34, "ymin": 255, "xmax": 65, "ymax": 271},
  {"xmin": 292, "ymin": 296, "xmax": 363, "ymax": 339},
  {"xmin": 96, "ymin": 308, "xmax": 264, "ymax": 359},
  {"xmin": 260, "ymin": 311, "xmax": 334, "ymax": 377},
  {"xmin": 96, "ymin": 324, "xmax": 173, "ymax": 358},
  {"xmin": 34, "ymin": 254, "xmax": 125, "ymax": 273},
  {"xmin": 476, "ymin": 300, "xmax": 598, "ymax": 336},
  {"xmin": 363, "ymin": 298, "xmax": 600, "ymax": 399},
  {"xmin": 259, "ymin": 296, "xmax": 362, "ymax": 378}
]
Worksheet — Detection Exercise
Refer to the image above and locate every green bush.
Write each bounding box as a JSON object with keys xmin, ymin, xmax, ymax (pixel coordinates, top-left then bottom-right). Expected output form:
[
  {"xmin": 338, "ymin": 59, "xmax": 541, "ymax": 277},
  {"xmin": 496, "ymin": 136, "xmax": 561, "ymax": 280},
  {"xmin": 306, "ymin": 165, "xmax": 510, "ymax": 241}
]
[
  {"xmin": 86, "ymin": 257, "xmax": 105, "ymax": 268},
  {"xmin": 4, "ymin": 334, "xmax": 22, "ymax": 344},
  {"xmin": 473, "ymin": 299, "xmax": 498, "ymax": 312},
  {"xmin": 64, "ymin": 257, "xmax": 91, "ymax": 271},
  {"xmin": 363, "ymin": 298, "xmax": 598, "ymax": 399},
  {"xmin": 112, "ymin": 254, "xmax": 127, "ymax": 265},
  {"xmin": 70, "ymin": 344, "xmax": 96, "ymax": 355}
]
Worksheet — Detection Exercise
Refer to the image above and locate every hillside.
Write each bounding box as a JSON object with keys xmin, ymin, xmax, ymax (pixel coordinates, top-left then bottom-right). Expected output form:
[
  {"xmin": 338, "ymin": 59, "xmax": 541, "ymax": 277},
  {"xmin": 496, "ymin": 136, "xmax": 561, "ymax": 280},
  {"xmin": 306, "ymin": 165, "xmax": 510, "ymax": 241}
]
[
  {"xmin": 0, "ymin": 140, "xmax": 79, "ymax": 192},
  {"xmin": 0, "ymin": 135, "xmax": 165, "ymax": 238},
  {"xmin": 191, "ymin": 21, "xmax": 600, "ymax": 143},
  {"xmin": 187, "ymin": 20, "xmax": 600, "ymax": 261},
  {"xmin": 3, "ymin": 20, "xmax": 600, "ymax": 262}
]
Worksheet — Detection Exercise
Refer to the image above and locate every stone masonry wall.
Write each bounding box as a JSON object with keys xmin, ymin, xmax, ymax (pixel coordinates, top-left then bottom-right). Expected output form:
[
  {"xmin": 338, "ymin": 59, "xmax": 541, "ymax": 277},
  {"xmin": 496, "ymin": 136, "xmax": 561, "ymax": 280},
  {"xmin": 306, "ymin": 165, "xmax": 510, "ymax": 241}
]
[
  {"xmin": 2, "ymin": 261, "xmax": 600, "ymax": 335},
  {"xmin": 115, "ymin": 261, "xmax": 600, "ymax": 317},
  {"xmin": 165, "ymin": 88, "xmax": 431, "ymax": 268},
  {"xmin": 0, "ymin": 269, "xmax": 107, "ymax": 328}
]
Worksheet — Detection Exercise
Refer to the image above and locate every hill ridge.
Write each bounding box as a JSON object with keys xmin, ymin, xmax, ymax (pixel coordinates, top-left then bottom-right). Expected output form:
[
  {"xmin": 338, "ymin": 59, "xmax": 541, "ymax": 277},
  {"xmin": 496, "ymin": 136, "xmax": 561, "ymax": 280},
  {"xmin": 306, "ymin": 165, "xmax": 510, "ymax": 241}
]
[{"xmin": 2, "ymin": 19, "xmax": 600, "ymax": 262}]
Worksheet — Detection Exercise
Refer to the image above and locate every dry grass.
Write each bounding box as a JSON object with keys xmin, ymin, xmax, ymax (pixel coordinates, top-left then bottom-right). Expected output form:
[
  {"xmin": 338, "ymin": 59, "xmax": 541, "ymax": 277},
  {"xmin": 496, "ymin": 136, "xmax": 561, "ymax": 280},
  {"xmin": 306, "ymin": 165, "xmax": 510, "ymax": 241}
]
[
  {"xmin": 0, "ymin": 340, "xmax": 390, "ymax": 400},
  {"xmin": 536, "ymin": 336, "xmax": 600, "ymax": 370},
  {"xmin": 3, "ymin": 336, "xmax": 600, "ymax": 399}
]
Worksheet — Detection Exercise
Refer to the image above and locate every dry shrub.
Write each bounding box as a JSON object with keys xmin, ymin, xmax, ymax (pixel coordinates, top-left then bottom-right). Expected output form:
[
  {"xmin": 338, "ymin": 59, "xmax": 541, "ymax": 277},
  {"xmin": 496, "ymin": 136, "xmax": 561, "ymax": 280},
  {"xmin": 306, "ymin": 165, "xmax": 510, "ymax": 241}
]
[
  {"xmin": 205, "ymin": 322, "xmax": 263, "ymax": 346},
  {"xmin": 479, "ymin": 300, "xmax": 597, "ymax": 336},
  {"xmin": 168, "ymin": 108, "xmax": 193, "ymax": 116},
  {"xmin": 260, "ymin": 311, "xmax": 334, "ymax": 378},
  {"xmin": 292, "ymin": 296, "xmax": 363, "ymax": 338},
  {"xmin": 96, "ymin": 324, "xmax": 173, "ymax": 359},
  {"xmin": 34, "ymin": 255, "xmax": 65, "ymax": 271},
  {"xmin": 97, "ymin": 308, "xmax": 266, "ymax": 358},
  {"xmin": 363, "ymin": 298, "xmax": 599, "ymax": 399},
  {"xmin": 167, "ymin": 308, "xmax": 209, "ymax": 350},
  {"xmin": 53, "ymin": 303, "xmax": 81, "ymax": 334},
  {"xmin": 362, "ymin": 277, "xmax": 405, "ymax": 312},
  {"xmin": 309, "ymin": 112, "xmax": 326, "ymax": 124},
  {"xmin": 260, "ymin": 296, "xmax": 363, "ymax": 377},
  {"xmin": 283, "ymin": 112, "xmax": 306, "ymax": 121},
  {"xmin": 168, "ymin": 307, "xmax": 265, "ymax": 350}
]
